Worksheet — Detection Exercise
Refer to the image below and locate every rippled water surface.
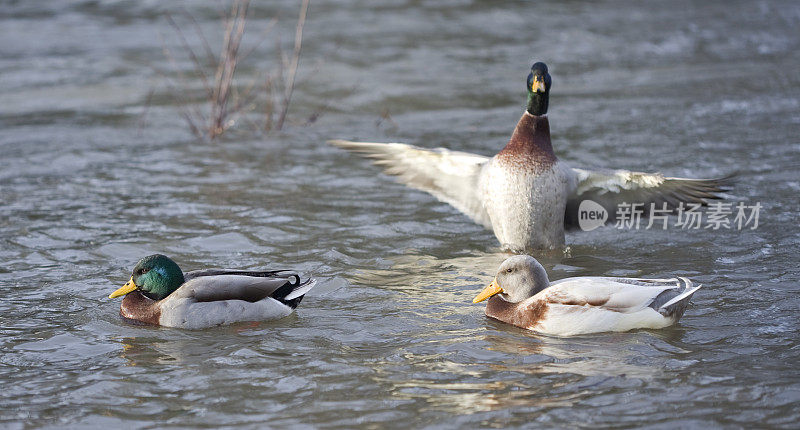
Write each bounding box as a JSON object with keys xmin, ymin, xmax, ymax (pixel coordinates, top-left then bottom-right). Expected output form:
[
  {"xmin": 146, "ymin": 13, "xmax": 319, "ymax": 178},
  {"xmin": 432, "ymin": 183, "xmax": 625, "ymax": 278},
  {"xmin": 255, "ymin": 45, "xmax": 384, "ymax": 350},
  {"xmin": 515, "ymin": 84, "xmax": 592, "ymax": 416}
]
[{"xmin": 2, "ymin": 0, "xmax": 800, "ymax": 428}]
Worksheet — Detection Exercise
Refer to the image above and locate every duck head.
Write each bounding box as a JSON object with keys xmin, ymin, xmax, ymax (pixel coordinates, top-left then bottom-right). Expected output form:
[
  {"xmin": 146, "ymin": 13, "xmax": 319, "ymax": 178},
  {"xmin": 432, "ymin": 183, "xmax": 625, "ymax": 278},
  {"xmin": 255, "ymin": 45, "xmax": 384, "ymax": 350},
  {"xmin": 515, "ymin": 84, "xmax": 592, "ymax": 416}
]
[
  {"xmin": 109, "ymin": 254, "xmax": 186, "ymax": 300},
  {"xmin": 473, "ymin": 255, "xmax": 550, "ymax": 303},
  {"xmin": 526, "ymin": 62, "xmax": 551, "ymax": 116}
]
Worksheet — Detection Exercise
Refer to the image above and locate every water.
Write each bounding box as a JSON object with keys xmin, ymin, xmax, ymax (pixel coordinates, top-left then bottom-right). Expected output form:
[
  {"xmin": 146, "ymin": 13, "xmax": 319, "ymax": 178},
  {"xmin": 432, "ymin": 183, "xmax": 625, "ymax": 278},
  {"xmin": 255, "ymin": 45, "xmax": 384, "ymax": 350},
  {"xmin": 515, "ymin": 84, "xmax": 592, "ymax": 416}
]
[{"xmin": 1, "ymin": 0, "xmax": 799, "ymax": 427}]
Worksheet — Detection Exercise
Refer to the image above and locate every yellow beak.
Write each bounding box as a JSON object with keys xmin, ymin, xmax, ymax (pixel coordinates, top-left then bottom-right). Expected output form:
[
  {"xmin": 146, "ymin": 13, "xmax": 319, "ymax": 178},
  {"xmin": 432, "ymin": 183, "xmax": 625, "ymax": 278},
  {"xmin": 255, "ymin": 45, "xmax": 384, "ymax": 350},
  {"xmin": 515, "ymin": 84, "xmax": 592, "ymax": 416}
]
[
  {"xmin": 531, "ymin": 75, "xmax": 546, "ymax": 93},
  {"xmin": 109, "ymin": 276, "xmax": 138, "ymax": 299},
  {"xmin": 473, "ymin": 278, "xmax": 503, "ymax": 303}
]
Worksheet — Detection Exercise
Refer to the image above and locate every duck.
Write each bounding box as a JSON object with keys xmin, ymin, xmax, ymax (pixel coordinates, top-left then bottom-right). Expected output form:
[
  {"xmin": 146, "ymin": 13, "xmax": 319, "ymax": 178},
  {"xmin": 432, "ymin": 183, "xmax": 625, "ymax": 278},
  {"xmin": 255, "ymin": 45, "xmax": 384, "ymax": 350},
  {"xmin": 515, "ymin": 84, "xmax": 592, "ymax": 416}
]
[
  {"xmin": 329, "ymin": 61, "xmax": 730, "ymax": 251},
  {"xmin": 473, "ymin": 255, "xmax": 701, "ymax": 336},
  {"xmin": 108, "ymin": 254, "xmax": 316, "ymax": 329}
]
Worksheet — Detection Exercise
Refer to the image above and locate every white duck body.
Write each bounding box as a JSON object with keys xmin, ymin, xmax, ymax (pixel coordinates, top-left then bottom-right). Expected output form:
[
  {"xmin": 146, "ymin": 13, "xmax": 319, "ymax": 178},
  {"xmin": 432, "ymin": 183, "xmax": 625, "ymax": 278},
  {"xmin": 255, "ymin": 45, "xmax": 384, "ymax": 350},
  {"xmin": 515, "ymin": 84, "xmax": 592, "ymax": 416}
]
[
  {"xmin": 478, "ymin": 113, "xmax": 574, "ymax": 250},
  {"xmin": 522, "ymin": 277, "xmax": 699, "ymax": 336}
]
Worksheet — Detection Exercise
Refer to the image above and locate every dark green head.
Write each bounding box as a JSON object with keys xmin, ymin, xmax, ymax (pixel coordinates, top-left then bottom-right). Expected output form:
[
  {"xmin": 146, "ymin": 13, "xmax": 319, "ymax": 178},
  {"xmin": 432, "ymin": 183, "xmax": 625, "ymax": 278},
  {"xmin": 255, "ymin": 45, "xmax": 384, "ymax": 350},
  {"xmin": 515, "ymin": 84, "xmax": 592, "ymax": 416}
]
[
  {"xmin": 526, "ymin": 62, "xmax": 551, "ymax": 116},
  {"xmin": 109, "ymin": 254, "xmax": 186, "ymax": 301}
]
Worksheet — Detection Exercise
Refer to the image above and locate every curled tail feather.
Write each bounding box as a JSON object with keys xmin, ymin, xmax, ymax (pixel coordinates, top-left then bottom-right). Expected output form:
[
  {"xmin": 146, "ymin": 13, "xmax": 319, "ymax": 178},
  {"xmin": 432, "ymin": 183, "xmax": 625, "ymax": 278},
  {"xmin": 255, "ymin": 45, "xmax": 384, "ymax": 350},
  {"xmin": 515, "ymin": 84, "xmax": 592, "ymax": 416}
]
[
  {"xmin": 654, "ymin": 277, "xmax": 701, "ymax": 319},
  {"xmin": 272, "ymin": 278, "xmax": 317, "ymax": 309}
]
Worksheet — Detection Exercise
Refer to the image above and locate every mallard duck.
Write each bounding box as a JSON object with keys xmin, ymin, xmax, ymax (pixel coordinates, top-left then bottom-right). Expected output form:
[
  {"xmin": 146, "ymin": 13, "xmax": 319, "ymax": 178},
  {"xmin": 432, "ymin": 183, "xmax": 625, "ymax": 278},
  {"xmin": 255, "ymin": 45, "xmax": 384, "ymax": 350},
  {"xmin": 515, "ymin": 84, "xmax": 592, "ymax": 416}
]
[
  {"xmin": 473, "ymin": 255, "xmax": 701, "ymax": 336},
  {"xmin": 108, "ymin": 254, "xmax": 316, "ymax": 329},
  {"xmin": 330, "ymin": 62, "xmax": 729, "ymax": 251}
]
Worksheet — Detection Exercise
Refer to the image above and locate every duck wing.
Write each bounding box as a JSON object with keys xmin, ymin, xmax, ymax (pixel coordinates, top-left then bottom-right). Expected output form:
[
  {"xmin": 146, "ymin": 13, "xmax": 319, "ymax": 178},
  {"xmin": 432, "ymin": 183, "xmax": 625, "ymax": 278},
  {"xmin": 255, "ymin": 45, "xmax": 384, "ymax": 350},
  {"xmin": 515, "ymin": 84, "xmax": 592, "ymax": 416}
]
[
  {"xmin": 544, "ymin": 276, "xmax": 698, "ymax": 314},
  {"xmin": 176, "ymin": 270, "xmax": 315, "ymax": 307},
  {"xmin": 184, "ymin": 268, "xmax": 296, "ymax": 282},
  {"xmin": 565, "ymin": 167, "xmax": 732, "ymax": 228},
  {"xmin": 329, "ymin": 139, "xmax": 493, "ymax": 228}
]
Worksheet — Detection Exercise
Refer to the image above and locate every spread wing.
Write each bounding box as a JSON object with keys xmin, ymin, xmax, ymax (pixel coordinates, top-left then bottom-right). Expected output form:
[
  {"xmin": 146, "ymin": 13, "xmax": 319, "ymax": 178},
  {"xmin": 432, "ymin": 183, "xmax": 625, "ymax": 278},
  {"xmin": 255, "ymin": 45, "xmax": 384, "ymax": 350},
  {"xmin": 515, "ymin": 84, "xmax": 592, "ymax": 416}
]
[
  {"xmin": 565, "ymin": 167, "xmax": 732, "ymax": 228},
  {"xmin": 329, "ymin": 139, "xmax": 493, "ymax": 228}
]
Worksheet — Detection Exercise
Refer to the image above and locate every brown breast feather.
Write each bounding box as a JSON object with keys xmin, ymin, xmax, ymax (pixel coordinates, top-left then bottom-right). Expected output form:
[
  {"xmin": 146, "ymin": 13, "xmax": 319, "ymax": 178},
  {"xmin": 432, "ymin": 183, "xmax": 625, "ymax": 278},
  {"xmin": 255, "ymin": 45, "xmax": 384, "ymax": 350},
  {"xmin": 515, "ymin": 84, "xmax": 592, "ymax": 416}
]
[
  {"xmin": 485, "ymin": 295, "xmax": 549, "ymax": 330},
  {"xmin": 120, "ymin": 290, "xmax": 162, "ymax": 326},
  {"xmin": 546, "ymin": 290, "xmax": 610, "ymax": 307},
  {"xmin": 496, "ymin": 113, "xmax": 557, "ymax": 174}
]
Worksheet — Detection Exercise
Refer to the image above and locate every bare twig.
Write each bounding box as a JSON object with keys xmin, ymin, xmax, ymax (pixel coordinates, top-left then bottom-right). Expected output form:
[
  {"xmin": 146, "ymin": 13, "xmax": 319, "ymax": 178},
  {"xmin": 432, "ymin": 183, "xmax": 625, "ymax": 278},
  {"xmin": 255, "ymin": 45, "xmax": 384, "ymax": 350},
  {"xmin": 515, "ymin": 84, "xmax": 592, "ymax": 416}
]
[
  {"xmin": 158, "ymin": 34, "xmax": 208, "ymax": 128},
  {"xmin": 239, "ymin": 17, "xmax": 278, "ymax": 62},
  {"xmin": 136, "ymin": 87, "xmax": 155, "ymax": 137},
  {"xmin": 376, "ymin": 108, "xmax": 398, "ymax": 129},
  {"xmin": 182, "ymin": 8, "xmax": 217, "ymax": 66},
  {"xmin": 276, "ymin": 0, "xmax": 310, "ymax": 130},
  {"xmin": 264, "ymin": 75, "xmax": 275, "ymax": 131},
  {"xmin": 160, "ymin": 0, "xmax": 317, "ymax": 142},
  {"xmin": 157, "ymin": 70, "xmax": 206, "ymax": 135},
  {"xmin": 272, "ymin": 37, "xmax": 286, "ymax": 130},
  {"xmin": 181, "ymin": 109, "xmax": 204, "ymax": 140},
  {"xmin": 166, "ymin": 13, "xmax": 213, "ymax": 98},
  {"xmin": 294, "ymin": 57, "xmax": 325, "ymax": 88},
  {"xmin": 209, "ymin": 0, "xmax": 249, "ymax": 139}
]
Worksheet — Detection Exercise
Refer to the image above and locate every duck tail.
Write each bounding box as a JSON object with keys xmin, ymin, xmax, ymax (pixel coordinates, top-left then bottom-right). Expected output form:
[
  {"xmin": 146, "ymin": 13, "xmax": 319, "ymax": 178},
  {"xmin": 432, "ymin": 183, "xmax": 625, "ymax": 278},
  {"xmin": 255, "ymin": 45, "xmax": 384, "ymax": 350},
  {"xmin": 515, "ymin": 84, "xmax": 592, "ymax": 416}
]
[
  {"xmin": 271, "ymin": 277, "xmax": 317, "ymax": 309},
  {"xmin": 657, "ymin": 277, "xmax": 702, "ymax": 318}
]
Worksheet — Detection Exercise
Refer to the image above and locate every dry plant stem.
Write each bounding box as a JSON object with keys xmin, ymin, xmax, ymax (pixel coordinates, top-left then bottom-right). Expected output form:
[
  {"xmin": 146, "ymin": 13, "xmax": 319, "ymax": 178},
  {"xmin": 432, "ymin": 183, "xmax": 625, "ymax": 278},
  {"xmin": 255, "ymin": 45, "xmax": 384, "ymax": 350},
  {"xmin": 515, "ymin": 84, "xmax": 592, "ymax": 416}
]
[
  {"xmin": 210, "ymin": 0, "xmax": 249, "ymax": 139},
  {"xmin": 183, "ymin": 9, "xmax": 217, "ymax": 66},
  {"xmin": 268, "ymin": 37, "xmax": 287, "ymax": 132},
  {"xmin": 161, "ymin": 0, "xmax": 313, "ymax": 141},
  {"xmin": 158, "ymin": 36, "xmax": 206, "ymax": 137},
  {"xmin": 239, "ymin": 17, "xmax": 278, "ymax": 62},
  {"xmin": 276, "ymin": 0, "xmax": 310, "ymax": 130},
  {"xmin": 264, "ymin": 76, "xmax": 275, "ymax": 131},
  {"xmin": 165, "ymin": 13, "xmax": 212, "ymax": 98},
  {"xmin": 137, "ymin": 88, "xmax": 156, "ymax": 137}
]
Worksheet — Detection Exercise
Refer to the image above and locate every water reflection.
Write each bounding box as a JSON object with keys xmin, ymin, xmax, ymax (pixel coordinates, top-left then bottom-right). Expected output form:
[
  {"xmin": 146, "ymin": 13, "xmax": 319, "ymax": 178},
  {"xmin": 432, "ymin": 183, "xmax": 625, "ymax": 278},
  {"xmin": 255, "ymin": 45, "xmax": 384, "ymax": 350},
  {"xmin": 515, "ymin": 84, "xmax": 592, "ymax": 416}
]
[
  {"xmin": 483, "ymin": 329, "xmax": 675, "ymax": 379},
  {"xmin": 371, "ymin": 327, "xmax": 685, "ymax": 414},
  {"xmin": 112, "ymin": 319, "xmax": 280, "ymax": 367},
  {"xmin": 116, "ymin": 337, "xmax": 188, "ymax": 366}
]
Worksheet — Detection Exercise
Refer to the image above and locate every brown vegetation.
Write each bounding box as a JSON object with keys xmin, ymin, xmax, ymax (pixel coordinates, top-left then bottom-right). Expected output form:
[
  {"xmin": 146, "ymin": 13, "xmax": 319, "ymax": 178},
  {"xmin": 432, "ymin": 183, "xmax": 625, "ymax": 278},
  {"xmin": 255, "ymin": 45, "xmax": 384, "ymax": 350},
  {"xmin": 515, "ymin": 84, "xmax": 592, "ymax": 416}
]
[{"xmin": 159, "ymin": 0, "xmax": 312, "ymax": 142}]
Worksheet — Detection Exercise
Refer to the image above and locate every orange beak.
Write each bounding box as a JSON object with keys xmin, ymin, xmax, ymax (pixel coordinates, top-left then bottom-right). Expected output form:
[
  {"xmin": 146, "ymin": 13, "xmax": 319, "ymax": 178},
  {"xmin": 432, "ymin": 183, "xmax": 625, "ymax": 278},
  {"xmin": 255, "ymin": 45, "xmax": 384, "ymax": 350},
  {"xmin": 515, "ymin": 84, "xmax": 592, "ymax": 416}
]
[
  {"xmin": 531, "ymin": 75, "xmax": 546, "ymax": 93},
  {"xmin": 473, "ymin": 278, "xmax": 503, "ymax": 303}
]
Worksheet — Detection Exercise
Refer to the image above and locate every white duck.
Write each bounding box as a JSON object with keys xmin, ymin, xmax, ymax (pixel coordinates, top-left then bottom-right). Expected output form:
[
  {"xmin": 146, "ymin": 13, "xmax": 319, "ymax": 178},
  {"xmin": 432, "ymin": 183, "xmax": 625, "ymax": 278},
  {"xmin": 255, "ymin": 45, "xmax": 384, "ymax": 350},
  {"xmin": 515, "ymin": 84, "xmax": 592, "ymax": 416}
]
[
  {"xmin": 473, "ymin": 255, "xmax": 701, "ymax": 336},
  {"xmin": 330, "ymin": 62, "xmax": 729, "ymax": 251}
]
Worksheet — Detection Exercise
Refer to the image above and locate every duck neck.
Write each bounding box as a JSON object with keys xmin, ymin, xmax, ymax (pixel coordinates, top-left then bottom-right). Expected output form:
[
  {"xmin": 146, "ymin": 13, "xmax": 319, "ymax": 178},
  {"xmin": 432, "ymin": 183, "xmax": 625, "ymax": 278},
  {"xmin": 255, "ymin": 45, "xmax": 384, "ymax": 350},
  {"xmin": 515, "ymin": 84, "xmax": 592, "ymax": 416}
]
[
  {"xmin": 498, "ymin": 113, "xmax": 556, "ymax": 165},
  {"xmin": 120, "ymin": 290, "xmax": 162, "ymax": 325},
  {"xmin": 527, "ymin": 90, "xmax": 548, "ymax": 116}
]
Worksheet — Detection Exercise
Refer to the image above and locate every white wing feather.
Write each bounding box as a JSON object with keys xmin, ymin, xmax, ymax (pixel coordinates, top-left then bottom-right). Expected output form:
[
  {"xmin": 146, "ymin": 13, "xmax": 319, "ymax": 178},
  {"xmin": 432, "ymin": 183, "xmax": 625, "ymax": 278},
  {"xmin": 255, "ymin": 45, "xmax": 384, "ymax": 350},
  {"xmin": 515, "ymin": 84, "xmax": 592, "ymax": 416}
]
[
  {"xmin": 544, "ymin": 277, "xmax": 680, "ymax": 312},
  {"xmin": 329, "ymin": 139, "xmax": 493, "ymax": 228},
  {"xmin": 566, "ymin": 167, "xmax": 730, "ymax": 226}
]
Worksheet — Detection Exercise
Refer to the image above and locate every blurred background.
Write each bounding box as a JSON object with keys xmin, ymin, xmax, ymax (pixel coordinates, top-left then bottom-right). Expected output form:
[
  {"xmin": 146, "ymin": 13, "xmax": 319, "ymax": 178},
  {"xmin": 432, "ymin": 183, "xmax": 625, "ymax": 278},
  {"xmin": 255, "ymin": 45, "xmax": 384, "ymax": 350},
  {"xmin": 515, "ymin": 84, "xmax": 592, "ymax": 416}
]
[{"xmin": 1, "ymin": 0, "xmax": 799, "ymax": 427}]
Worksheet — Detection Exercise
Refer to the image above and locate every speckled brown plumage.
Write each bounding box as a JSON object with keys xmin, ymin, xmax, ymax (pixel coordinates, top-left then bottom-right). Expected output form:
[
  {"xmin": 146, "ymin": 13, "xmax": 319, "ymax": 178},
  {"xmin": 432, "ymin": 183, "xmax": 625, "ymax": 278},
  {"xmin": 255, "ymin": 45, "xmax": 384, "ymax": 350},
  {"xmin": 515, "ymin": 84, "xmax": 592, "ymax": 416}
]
[
  {"xmin": 496, "ymin": 113, "xmax": 557, "ymax": 174},
  {"xmin": 485, "ymin": 295, "xmax": 549, "ymax": 330},
  {"xmin": 120, "ymin": 290, "xmax": 161, "ymax": 326}
]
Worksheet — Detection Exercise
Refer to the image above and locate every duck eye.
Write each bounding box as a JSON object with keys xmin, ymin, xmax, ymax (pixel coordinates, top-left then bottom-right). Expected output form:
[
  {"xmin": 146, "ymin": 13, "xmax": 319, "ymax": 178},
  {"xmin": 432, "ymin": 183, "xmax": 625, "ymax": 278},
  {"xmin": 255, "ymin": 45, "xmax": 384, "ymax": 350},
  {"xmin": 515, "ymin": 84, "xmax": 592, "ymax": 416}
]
[
  {"xmin": 506, "ymin": 268, "xmax": 513, "ymax": 273},
  {"xmin": 139, "ymin": 268, "xmax": 150, "ymax": 275}
]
